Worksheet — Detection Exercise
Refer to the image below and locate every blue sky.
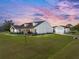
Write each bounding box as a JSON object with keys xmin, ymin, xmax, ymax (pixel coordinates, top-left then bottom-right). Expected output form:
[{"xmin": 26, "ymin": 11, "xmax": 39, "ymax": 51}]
[
  {"xmin": 0, "ymin": 0, "xmax": 78, "ymax": 15},
  {"xmin": 0, "ymin": 0, "xmax": 59, "ymax": 9},
  {"xmin": 0, "ymin": 0, "xmax": 79, "ymax": 25}
]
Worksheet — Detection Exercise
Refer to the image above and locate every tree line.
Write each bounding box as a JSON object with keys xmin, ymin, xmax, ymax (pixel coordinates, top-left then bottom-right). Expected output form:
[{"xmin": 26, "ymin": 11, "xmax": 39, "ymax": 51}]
[
  {"xmin": 71, "ymin": 24, "xmax": 79, "ymax": 32},
  {"xmin": 0, "ymin": 20, "xmax": 14, "ymax": 32}
]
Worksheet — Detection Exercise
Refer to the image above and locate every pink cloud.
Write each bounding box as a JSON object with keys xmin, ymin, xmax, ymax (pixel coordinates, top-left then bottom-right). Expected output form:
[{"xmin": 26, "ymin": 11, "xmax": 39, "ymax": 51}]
[
  {"xmin": 2, "ymin": 3, "xmax": 78, "ymax": 26},
  {"xmin": 13, "ymin": 6, "xmax": 79, "ymax": 26},
  {"xmin": 57, "ymin": 0, "xmax": 79, "ymax": 15}
]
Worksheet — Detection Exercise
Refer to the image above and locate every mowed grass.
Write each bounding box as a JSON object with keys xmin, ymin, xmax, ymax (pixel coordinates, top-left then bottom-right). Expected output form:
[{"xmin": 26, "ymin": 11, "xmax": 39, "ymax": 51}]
[
  {"xmin": 0, "ymin": 32, "xmax": 77, "ymax": 59},
  {"xmin": 49, "ymin": 39, "xmax": 79, "ymax": 59}
]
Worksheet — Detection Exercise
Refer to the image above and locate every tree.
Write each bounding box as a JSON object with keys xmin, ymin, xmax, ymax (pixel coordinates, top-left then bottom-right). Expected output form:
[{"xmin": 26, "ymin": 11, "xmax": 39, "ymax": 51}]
[
  {"xmin": 3, "ymin": 20, "xmax": 14, "ymax": 31},
  {"xmin": 66, "ymin": 24, "xmax": 73, "ymax": 28},
  {"xmin": 71, "ymin": 24, "xmax": 79, "ymax": 31}
]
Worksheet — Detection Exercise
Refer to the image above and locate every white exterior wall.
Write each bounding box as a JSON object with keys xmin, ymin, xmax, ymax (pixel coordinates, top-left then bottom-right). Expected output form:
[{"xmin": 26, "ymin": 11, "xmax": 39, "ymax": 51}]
[
  {"xmin": 55, "ymin": 27, "xmax": 65, "ymax": 34},
  {"xmin": 10, "ymin": 28, "xmax": 13, "ymax": 32},
  {"xmin": 65, "ymin": 28, "xmax": 70, "ymax": 33},
  {"xmin": 10, "ymin": 28, "xmax": 20, "ymax": 33},
  {"xmin": 34, "ymin": 22, "xmax": 53, "ymax": 34},
  {"xmin": 14, "ymin": 29, "xmax": 20, "ymax": 33}
]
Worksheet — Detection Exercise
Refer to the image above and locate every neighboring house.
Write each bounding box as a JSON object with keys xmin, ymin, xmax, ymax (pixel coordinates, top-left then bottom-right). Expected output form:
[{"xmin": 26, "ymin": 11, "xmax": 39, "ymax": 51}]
[
  {"xmin": 53, "ymin": 26, "xmax": 70, "ymax": 34},
  {"xmin": 64, "ymin": 27, "xmax": 70, "ymax": 33},
  {"xmin": 10, "ymin": 25, "xmax": 22, "ymax": 33},
  {"xmin": 10, "ymin": 21, "xmax": 53, "ymax": 34}
]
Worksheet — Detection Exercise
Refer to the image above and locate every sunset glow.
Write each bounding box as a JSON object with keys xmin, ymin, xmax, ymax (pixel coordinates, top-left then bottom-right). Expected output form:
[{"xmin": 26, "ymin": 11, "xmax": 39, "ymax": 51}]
[{"xmin": 0, "ymin": 0, "xmax": 79, "ymax": 26}]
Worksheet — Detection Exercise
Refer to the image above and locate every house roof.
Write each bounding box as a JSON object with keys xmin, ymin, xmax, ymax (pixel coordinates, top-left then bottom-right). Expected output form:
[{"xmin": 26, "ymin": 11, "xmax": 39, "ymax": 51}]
[
  {"xmin": 33, "ymin": 21, "xmax": 45, "ymax": 28},
  {"xmin": 21, "ymin": 23, "xmax": 33, "ymax": 28},
  {"xmin": 52, "ymin": 25, "xmax": 70, "ymax": 28},
  {"xmin": 12, "ymin": 21, "xmax": 45, "ymax": 29},
  {"xmin": 12, "ymin": 25, "xmax": 22, "ymax": 29}
]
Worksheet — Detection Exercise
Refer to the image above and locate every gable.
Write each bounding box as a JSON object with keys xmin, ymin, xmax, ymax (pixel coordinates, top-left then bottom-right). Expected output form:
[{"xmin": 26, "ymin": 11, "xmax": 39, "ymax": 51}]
[
  {"xmin": 33, "ymin": 21, "xmax": 45, "ymax": 28},
  {"xmin": 10, "ymin": 26, "xmax": 15, "ymax": 30},
  {"xmin": 34, "ymin": 21, "xmax": 52, "ymax": 29}
]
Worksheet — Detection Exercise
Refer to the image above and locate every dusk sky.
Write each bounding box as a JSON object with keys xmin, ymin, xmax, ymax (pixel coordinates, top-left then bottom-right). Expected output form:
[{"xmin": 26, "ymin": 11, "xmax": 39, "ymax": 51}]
[{"xmin": 0, "ymin": 0, "xmax": 79, "ymax": 26}]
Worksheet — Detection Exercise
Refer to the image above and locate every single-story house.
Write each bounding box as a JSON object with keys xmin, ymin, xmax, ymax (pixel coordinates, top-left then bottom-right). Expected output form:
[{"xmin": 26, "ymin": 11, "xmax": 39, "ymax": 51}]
[
  {"xmin": 53, "ymin": 26, "xmax": 70, "ymax": 34},
  {"xmin": 10, "ymin": 21, "xmax": 53, "ymax": 34},
  {"xmin": 10, "ymin": 25, "xmax": 21, "ymax": 33}
]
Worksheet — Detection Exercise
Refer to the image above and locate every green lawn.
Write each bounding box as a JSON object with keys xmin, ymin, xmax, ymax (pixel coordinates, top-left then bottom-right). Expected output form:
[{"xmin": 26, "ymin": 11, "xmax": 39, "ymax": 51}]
[
  {"xmin": 0, "ymin": 32, "xmax": 78, "ymax": 59},
  {"xmin": 49, "ymin": 39, "xmax": 79, "ymax": 59}
]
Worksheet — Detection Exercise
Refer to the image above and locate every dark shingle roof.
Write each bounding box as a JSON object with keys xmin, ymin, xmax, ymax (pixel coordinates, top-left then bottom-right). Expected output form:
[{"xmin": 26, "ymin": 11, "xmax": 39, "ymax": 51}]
[
  {"xmin": 13, "ymin": 25, "xmax": 22, "ymax": 29},
  {"xmin": 33, "ymin": 21, "xmax": 45, "ymax": 27},
  {"xmin": 21, "ymin": 23, "xmax": 33, "ymax": 28},
  {"xmin": 13, "ymin": 21, "xmax": 45, "ymax": 29}
]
